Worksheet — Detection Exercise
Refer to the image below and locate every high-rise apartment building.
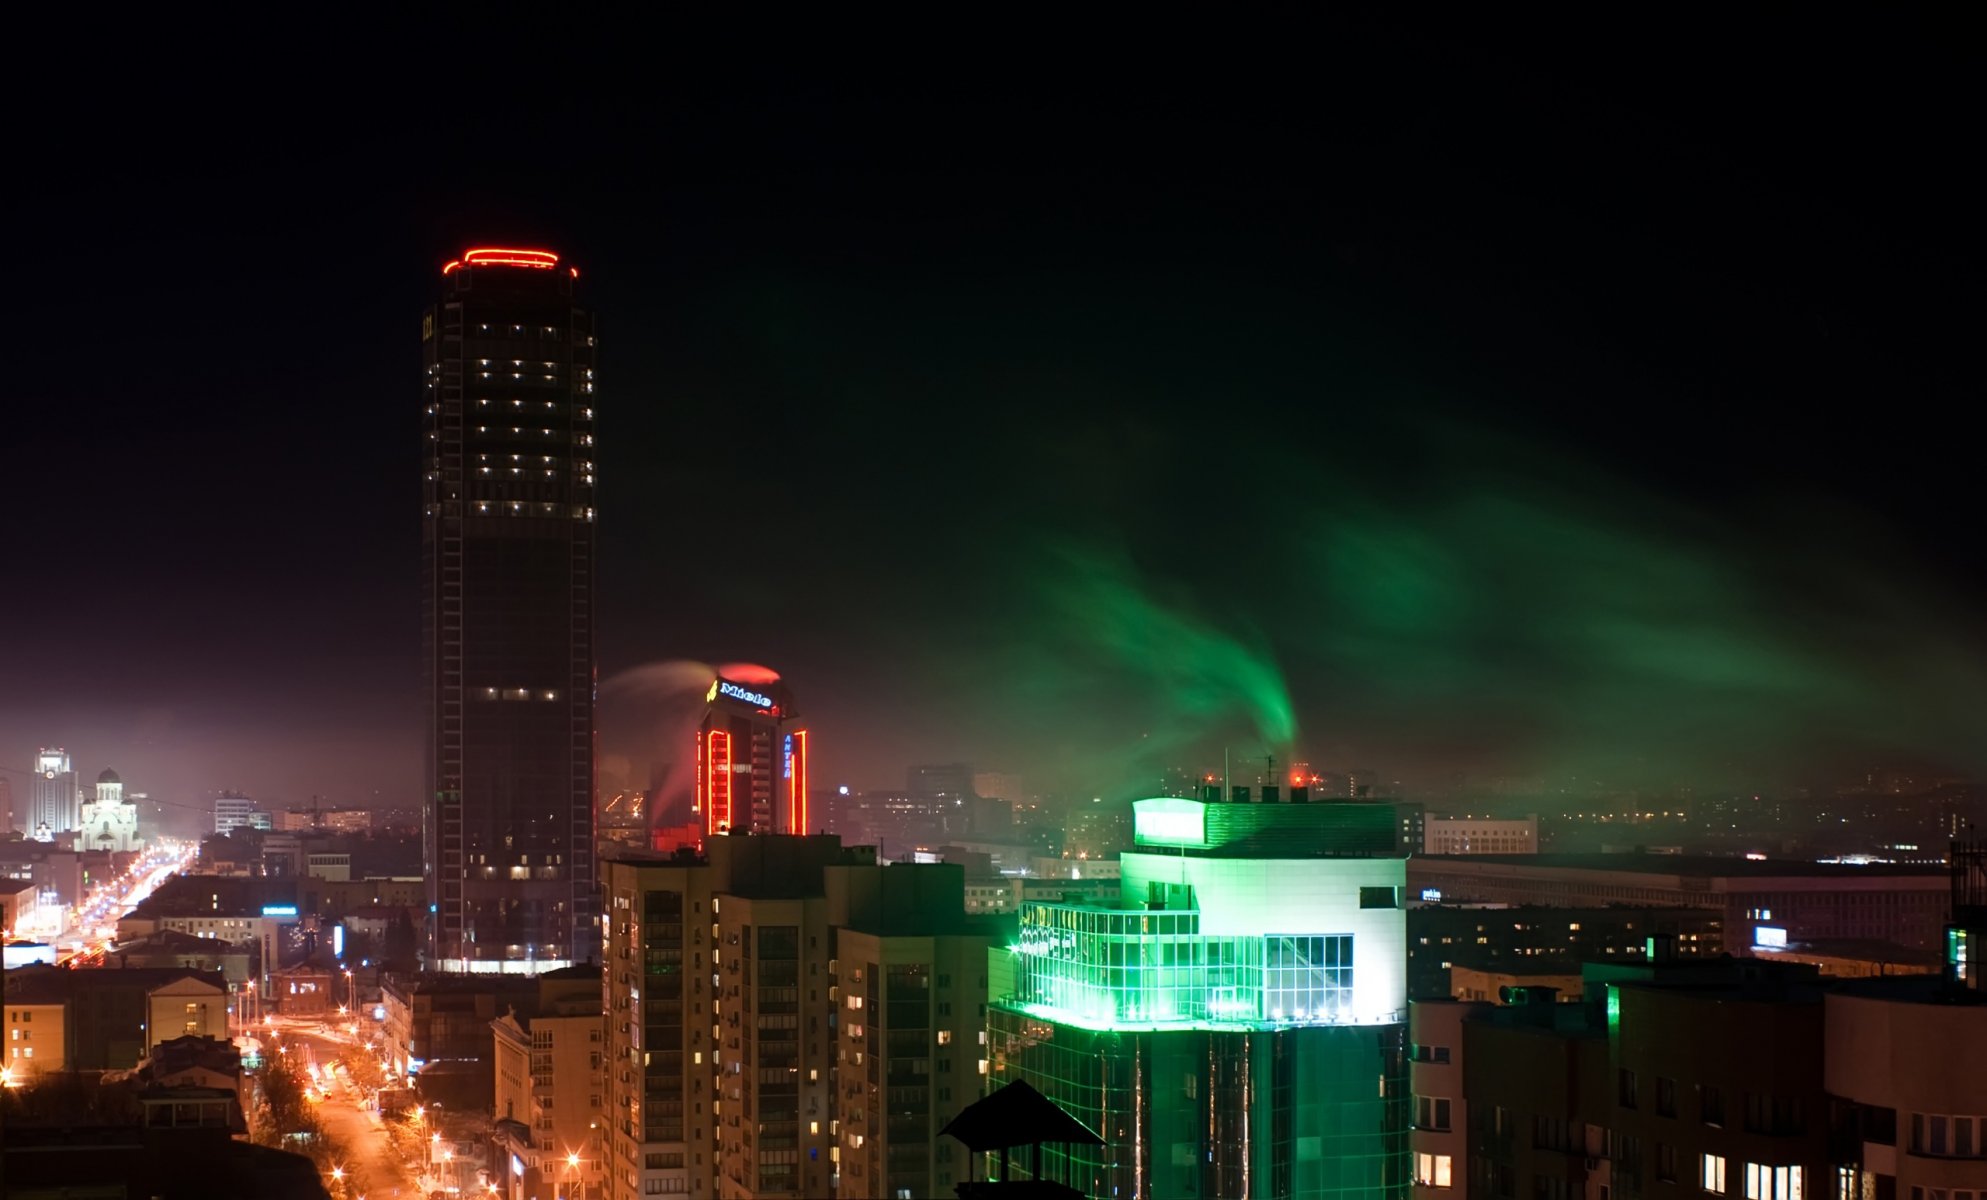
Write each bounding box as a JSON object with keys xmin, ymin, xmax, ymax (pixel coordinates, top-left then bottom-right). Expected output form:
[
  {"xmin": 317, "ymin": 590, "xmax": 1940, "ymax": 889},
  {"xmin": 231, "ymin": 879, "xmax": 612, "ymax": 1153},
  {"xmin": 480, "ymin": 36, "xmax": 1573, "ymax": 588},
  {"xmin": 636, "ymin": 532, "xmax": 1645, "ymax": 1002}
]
[
  {"xmin": 602, "ymin": 838, "xmax": 985, "ymax": 1200},
  {"xmin": 829, "ymin": 868, "xmax": 989, "ymax": 1200},
  {"xmin": 422, "ymin": 246, "xmax": 598, "ymax": 972},
  {"xmin": 28, "ymin": 748, "xmax": 77, "ymax": 840},
  {"xmin": 988, "ymin": 790, "xmax": 1412, "ymax": 1200},
  {"xmin": 696, "ymin": 673, "xmax": 809, "ymax": 838}
]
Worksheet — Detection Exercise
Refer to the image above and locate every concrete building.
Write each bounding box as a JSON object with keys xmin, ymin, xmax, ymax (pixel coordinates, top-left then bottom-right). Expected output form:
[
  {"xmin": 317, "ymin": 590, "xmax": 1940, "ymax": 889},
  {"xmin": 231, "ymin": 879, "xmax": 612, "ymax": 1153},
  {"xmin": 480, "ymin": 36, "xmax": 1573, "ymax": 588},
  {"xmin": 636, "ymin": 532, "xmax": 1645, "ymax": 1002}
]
[
  {"xmin": 380, "ymin": 971, "xmax": 580, "ymax": 1112},
  {"xmin": 3, "ymin": 963, "xmax": 228, "ymax": 1072},
  {"xmin": 988, "ymin": 791, "xmax": 1411, "ymax": 1200},
  {"xmin": 1407, "ymin": 855, "xmax": 1950, "ymax": 950},
  {"xmin": 1407, "ymin": 904, "xmax": 1725, "ymax": 999},
  {"xmin": 2, "ymin": 879, "xmax": 44, "ymax": 938},
  {"xmin": 827, "ymin": 863, "xmax": 990, "ymax": 1200},
  {"xmin": 492, "ymin": 965, "xmax": 606, "ymax": 1200},
  {"xmin": 213, "ymin": 791, "xmax": 257, "ymax": 835},
  {"xmin": 602, "ymin": 837, "xmax": 989, "ymax": 1200},
  {"xmin": 1424, "ymin": 815, "xmax": 1539, "ymax": 856},
  {"xmin": 1446, "ymin": 957, "xmax": 1831, "ymax": 1200},
  {"xmin": 1408, "ymin": 1000, "xmax": 1487, "ymax": 1200}
]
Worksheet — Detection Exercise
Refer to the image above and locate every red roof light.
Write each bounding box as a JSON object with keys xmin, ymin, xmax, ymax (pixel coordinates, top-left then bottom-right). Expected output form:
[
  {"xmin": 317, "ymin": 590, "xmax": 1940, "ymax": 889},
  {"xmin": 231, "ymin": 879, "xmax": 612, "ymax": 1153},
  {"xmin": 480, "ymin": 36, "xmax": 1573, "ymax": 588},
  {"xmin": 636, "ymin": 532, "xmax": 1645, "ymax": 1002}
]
[{"xmin": 445, "ymin": 247, "xmax": 562, "ymax": 274}]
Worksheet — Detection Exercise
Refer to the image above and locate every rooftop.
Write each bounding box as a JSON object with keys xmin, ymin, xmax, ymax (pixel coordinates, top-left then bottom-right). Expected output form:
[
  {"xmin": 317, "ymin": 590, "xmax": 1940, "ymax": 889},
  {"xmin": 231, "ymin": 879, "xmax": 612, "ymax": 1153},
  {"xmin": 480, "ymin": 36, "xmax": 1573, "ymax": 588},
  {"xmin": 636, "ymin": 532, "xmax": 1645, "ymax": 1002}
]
[
  {"xmin": 1414, "ymin": 853, "xmax": 1947, "ymax": 880},
  {"xmin": 3, "ymin": 963, "xmax": 226, "ymax": 1003}
]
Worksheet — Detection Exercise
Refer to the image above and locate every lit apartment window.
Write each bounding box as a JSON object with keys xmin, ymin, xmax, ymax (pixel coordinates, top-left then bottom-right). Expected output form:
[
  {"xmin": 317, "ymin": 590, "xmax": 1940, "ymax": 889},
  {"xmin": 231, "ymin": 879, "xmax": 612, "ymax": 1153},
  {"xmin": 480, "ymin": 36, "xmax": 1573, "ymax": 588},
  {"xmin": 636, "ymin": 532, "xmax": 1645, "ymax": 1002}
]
[
  {"xmin": 1414, "ymin": 1153, "xmax": 1453, "ymax": 1188},
  {"xmin": 1743, "ymin": 1163, "xmax": 1802, "ymax": 1200},
  {"xmin": 1702, "ymin": 1153, "xmax": 1727, "ymax": 1195}
]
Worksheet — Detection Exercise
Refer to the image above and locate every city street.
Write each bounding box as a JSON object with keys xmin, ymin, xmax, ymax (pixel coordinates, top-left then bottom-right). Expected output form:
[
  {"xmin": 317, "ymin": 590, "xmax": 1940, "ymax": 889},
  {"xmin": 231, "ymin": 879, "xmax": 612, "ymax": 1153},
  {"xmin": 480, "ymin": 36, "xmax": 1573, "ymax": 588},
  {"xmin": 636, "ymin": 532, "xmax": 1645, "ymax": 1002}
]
[{"xmin": 282, "ymin": 1023, "xmax": 418, "ymax": 1200}]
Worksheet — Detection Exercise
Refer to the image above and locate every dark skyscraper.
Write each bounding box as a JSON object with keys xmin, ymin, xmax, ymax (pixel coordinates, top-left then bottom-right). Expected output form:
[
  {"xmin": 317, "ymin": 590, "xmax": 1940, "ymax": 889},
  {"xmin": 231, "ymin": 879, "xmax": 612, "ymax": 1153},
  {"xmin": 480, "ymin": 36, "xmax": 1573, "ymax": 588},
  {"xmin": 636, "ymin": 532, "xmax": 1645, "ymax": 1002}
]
[{"xmin": 422, "ymin": 247, "xmax": 597, "ymax": 972}]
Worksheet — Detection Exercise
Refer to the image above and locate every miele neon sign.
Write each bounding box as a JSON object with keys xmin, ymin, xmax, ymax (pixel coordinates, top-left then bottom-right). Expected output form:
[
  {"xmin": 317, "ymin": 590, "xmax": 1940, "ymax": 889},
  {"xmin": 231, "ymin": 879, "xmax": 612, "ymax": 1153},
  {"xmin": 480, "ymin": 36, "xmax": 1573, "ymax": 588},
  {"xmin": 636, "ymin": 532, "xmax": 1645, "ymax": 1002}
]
[{"xmin": 708, "ymin": 678, "xmax": 774, "ymax": 709}]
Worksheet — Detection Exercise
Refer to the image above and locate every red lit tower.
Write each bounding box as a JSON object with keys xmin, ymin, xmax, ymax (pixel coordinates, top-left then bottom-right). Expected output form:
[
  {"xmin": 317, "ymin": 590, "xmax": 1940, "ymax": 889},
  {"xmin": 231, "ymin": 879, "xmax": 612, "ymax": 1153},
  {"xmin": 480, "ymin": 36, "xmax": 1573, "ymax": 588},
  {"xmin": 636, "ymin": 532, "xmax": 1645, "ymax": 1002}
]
[{"xmin": 695, "ymin": 672, "xmax": 810, "ymax": 838}]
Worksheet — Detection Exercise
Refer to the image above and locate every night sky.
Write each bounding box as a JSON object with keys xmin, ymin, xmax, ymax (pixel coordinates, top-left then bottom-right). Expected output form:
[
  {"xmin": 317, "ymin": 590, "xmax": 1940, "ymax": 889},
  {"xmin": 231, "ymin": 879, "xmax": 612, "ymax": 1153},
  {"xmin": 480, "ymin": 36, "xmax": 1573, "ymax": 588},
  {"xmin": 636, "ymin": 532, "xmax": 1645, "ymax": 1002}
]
[{"xmin": 5, "ymin": 16, "xmax": 1980, "ymax": 819}]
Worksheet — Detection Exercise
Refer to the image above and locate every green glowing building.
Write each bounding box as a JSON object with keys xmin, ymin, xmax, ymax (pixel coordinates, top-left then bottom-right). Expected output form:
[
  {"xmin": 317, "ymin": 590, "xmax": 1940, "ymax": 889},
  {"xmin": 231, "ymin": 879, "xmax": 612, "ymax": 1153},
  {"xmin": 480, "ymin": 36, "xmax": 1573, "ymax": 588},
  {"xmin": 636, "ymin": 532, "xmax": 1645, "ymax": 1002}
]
[{"xmin": 986, "ymin": 791, "xmax": 1411, "ymax": 1200}]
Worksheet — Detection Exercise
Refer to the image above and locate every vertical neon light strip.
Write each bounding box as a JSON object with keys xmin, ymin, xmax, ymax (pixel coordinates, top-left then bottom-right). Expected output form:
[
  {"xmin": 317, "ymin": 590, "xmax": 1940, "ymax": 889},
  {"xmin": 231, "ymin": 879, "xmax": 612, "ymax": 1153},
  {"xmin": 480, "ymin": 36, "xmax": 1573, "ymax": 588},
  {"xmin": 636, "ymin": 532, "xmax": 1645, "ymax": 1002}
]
[
  {"xmin": 707, "ymin": 730, "xmax": 732, "ymax": 834},
  {"xmin": 790, "ymin": 730, "xmax": 809, "ymax": 834}
]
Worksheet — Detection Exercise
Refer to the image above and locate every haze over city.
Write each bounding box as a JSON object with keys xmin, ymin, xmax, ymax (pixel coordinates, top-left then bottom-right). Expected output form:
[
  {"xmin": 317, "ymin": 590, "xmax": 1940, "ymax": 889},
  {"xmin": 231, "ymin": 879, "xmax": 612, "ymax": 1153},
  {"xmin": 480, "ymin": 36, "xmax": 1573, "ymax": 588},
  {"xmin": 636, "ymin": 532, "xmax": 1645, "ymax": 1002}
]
[
  {"xmin": 5, "ymin": 16, "xmax": 1986, "ymax": 1200},
  {"xmin": 7, "ymin": 15, "xmax": 1980, "ymax": 820}
]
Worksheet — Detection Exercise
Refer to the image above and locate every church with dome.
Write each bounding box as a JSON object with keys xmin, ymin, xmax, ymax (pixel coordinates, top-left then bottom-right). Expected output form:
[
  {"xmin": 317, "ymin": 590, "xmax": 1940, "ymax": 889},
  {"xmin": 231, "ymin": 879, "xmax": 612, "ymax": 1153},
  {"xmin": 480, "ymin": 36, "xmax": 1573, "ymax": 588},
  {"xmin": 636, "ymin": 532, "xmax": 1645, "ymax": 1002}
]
[{"xmin": 77, "ymin": 767, "xmax": 144, "ymax": 853}]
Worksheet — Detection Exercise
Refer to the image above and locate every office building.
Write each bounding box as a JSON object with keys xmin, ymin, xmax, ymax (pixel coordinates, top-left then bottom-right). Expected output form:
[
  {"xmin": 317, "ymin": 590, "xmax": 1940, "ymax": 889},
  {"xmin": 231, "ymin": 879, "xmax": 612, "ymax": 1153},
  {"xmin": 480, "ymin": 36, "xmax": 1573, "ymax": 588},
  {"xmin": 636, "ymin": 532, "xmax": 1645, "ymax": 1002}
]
[
  {"xmin": 1408, "ymin": 854, "xmax": 1950, "ymax": 950},
  {"xmin": 423, "ymin": 245, "xmax": 598, "ymax": 972},
  {"xmin": 1424, "ymin": 815, "xmax": 1539, "ymax": 856},
  {"xmin": 987, "ymin": 790, "xmax": 1411, "ymax": 1200},
  {"xmin": 214, "ymin": 791, "xmax": 256, "ymax": 835},
  {"xmin": 696, "ymin": 672, "xmax": 809, "ymax": 838},
  {"xmin": 602, "ymin": 837, "xmax": 987, "ymax": 1200},
  {"xmin": 28, "ymin": 747, "xmax": 77, "ymax": 839},
  {"xmin": 909, "ymin": 763, "xmax": 975, "ymax": 802},
  {"xmin": 1406, "ymin": 905, "xmax": 1725, "ymax": 1000},
  {"xmin": 492, "ymin": 965, "xmax": 607, "ymax": 1200}
]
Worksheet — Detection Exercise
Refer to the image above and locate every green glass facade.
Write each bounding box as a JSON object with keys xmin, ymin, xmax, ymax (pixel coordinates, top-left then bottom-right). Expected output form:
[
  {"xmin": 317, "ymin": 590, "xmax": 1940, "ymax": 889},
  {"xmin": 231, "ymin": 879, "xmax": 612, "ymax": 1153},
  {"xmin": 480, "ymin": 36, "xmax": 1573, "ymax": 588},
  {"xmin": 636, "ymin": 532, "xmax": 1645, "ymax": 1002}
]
[
  {"xmin": 1011, "ymin": 901, "xmax": 1357, "ymax": 1027},
  {"xmin": 984, "ymin": 797, "xmax": 1412, "ymax": 1199},
  {"xmin": 987, "ymin": 1009, "xmax": 1408, "ymax": 1199}
]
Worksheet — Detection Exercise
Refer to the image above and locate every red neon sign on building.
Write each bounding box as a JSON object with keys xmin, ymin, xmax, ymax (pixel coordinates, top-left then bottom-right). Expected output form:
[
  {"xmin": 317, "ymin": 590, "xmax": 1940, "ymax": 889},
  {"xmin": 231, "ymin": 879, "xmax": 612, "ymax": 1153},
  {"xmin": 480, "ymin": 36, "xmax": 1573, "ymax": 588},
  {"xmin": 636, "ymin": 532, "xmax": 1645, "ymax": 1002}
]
[
  {"xmin": 704, "ymin": 730, "xmax": 733, "ymax": 835},
  {"xmin": 442, "ymin": 247, "xmax": 564, "ymax": 275}
]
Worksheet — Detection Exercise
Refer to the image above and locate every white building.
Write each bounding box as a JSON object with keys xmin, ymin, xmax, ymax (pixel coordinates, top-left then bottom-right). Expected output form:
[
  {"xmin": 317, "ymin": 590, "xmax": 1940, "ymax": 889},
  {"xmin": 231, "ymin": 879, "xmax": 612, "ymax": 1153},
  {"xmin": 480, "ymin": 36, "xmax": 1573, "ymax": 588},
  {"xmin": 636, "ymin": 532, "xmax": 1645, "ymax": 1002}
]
[
  {"xmin": 1425, "ymin": 814, "xmax": 1539, "ymax": 856},
  {"xmin": 28, "ymin": 748, "xmax": 78, "ymax": 840},
  {"xmin": 78, "ymin": 768, "xmax": 144, "ymax": 853},
  {"xmin": 213, "ymin": 792, "xmax": 255, "ymax": 834}
]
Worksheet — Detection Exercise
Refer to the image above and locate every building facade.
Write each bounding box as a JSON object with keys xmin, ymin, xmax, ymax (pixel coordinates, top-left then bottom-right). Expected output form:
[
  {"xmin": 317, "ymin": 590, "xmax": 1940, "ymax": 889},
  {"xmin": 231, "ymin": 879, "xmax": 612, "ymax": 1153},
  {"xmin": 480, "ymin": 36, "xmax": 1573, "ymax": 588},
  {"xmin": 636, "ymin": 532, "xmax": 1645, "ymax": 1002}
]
[
  {"xmin": 1424, "ymin": 816, "xmax": 1539, "ymax": 856},
  {"xmin": 214, "ymin": 792, "xmax": 256, "ymax": 835},
  {"xmin": 1407, "ymin": 856, "xmax": 1950, "ymax": 951},
  {"xmin": 492, "ymin": 966, "xmax": 607, "ymax": 1200},
  {"xmin": 28, "ymin": 747, "xmax": 77, "ymax": 839},
  {"xmin": 79, "ymin": 768, "xmax": 144, "ymax": 853},
  {"xmin": 602, "ymin": 838, "xmax": 987, "ymax": 1200},
  {"xmin": 423, "ymin": 246, "xmax": 598, "ymax": 972},
  {"xmin": 696, "ymin": 674, "xmax": 809, "ymax": 839},
  {"xmin": 988, "ymin": 793, "xmax": 1413, "ymax": 1200},
  {"xmin": 1407, "ymin": 905, "xmax": 1725, "ymax": 1000}
]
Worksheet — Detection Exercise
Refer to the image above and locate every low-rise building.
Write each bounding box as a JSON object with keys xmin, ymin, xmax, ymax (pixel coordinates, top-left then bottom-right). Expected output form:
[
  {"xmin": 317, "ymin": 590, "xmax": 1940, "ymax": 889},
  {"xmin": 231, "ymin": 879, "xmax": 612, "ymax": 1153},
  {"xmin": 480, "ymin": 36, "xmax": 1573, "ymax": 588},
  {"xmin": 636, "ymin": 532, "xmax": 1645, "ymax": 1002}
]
[
  {"xmin": 3, "ymin": 963, "xmax": 228, "ymax": 1072},
  {"xmin": 1408, "ymin": 904, "xmax": 1724, "ymax": 999},
  {"xmin": 1407, "ymin": 854, "xmax": 1949, "ymax": 950},
  {"xmin": 1425, "ymin": 815, "xmax": 1539, "ymax": 856},
  {"xmin": 491, "ymin": 965, "xmax": 605, "ymax": 1200},
  {"xmin": 383, "ymin": 968, "xmax": 594, "ymax": 1114}
]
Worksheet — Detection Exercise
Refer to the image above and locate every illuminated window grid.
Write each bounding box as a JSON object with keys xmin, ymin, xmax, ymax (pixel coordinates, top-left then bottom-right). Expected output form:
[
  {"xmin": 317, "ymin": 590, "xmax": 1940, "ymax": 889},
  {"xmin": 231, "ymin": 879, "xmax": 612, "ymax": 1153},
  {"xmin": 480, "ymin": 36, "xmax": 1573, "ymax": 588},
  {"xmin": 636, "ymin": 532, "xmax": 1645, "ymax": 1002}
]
[{"xmin": 1010, "ymin": 902, "xmax": 1353, "ymax": 1029}]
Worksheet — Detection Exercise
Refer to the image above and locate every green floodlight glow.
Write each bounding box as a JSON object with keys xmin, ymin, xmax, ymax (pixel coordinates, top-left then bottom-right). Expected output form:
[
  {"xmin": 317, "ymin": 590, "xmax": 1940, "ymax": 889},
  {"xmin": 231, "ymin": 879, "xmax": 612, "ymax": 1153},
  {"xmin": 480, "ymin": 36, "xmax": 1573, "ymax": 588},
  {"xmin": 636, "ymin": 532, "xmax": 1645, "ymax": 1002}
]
[
  {"xmin": 1133, "ymin": 797, "xmax": 1207, "ymax": 847},
  {"xmin": 1606, "ymin": 984, "xmax": 1621, "ymax": 1030},
  {"xmin": 1009, "ymin": 900, "xmax": 1369, "ymax": 1030}
]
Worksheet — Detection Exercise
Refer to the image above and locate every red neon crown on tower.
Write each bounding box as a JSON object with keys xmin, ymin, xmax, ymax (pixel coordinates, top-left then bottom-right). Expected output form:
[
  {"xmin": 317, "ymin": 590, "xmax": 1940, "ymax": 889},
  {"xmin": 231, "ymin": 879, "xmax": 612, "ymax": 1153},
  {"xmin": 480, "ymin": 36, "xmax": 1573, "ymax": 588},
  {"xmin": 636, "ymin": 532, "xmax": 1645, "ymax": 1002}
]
[{"xmin": 442, "ymin": 248, "xmax": 576, "ymax": 277}]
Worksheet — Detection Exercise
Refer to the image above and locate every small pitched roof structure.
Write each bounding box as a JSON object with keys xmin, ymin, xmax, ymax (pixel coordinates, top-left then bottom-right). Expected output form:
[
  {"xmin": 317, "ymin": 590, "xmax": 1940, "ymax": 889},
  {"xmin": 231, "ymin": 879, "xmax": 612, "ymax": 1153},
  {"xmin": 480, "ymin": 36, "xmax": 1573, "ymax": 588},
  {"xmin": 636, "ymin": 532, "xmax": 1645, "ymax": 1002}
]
[{"xmin": 940, "ymin": 1079, "xmax": 1103, "ymax": 1152}]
